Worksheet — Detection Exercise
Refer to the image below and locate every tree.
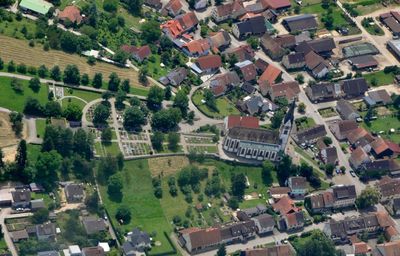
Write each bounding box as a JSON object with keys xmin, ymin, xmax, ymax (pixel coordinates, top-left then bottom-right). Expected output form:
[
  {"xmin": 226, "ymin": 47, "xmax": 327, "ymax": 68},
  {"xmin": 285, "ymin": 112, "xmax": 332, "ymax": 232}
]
[
  {"xmin": 121, "ymin": 79, "xmax": 130, "ymax": 93},
  {"xmin": 9, "ymin": 111, "xmax": 23, "ymax": 136},
  {"xmin": 147, "ymin": 86, "xmax": 164, "ymax": 110},
  {"xmin": 262, "ymin": 160, "xmax": 274, "ymax": 185},
  {"xmin": 92, "ymin": 73, "xmax": 103, "ymax": 88},
  {"xmin": 298, "ymin": 102, "xmax": 306, "ymax": 113},
  {"xmin": 216, "ymin": 244, "xmax": 226, "ymax": 256},
  {"xmin": 116, "ymin": 205, "xmax": 131, "ymax": 224},
  {"xmin": 122, "ymin": 0, "xmax": 142, "ymax": 15},
  {"xmin": 113, "ymin": 50, "xmax": 129, "ymax": 64},
  {"xmin": 297, "ymin": 231, "xmax": 337, "ymax": 256},
  {"xmin": 356, "ymin": 186, "xmax": 380, "ymax": 209},
  {"xmin": 29, "ymin": 77, "xmax": 41, "ymax": 92},
  {"xmin": 164, "ymin": 86, "xmax": 172, "ymax": 100},
  {"xmin": 141, "ymin": 20, "xmax": 161, "ymax": 43},
  {"xmin": 11, "ymin": 78, "xmax": 23, "ymax": 93},
  {"xmin": 63, "ymin": 65, "xmax": 80, "ymax": 85},
  {"xmin": 276, "ymin": 154, "xmax": 293, "ymax": 185},
  {"xmin": 203, "ymin": 89, "xmax": 217, "ymax": 111},
  {"xmin": 35, "ymin": 150, "xmax": 62, "ymax": 190},
  {"xmin": 227, "ymin": 197, "xmax": 239, "ymax": 209},
  {"xmin": 85, "ymin": 192, "xmax": 99, "ymax": 213},
  {"xmin": 103, "ymin": 0, "xmax": 118, "ymax": 12},
  {"xmin": 63, "ymin": 104, "xmax": 82, "ymax": 121},
  {"xmin": 323, "ymin": 136, "xmax": 332, "ymax": 146},
  {"xmin": 93, "ymin": 104, "xmax": 110, "ymax": 126},
  {"xmin": 81, "ymin": 73, "xmax": 89, "ymax": 85},
  {"xmin": 108, "ymin": 72, "xmax": 120, "ymax": 91},
  {"xmin": 101, "ymin": 127, "xmax": 112, "ymax": 144},
  {"xmin": 0, "ymin": 149, "xmax": 4, "ymax": 169},
  {"xmin": 139, "ymin": 67, "xmax": 148, "ymax": 85},
  {"xmin": 151, "ymin": 131, "xmax": 164, "ymax": 151},
  {"xmin": 50, "ymin": 66, "xmax": 61, "ymax": 81},
  {"xmin": 115, "ymin": 90, "xmax": 127, "ymax": 110},
  {"xmin": 107, "ymin": 172, "xmax": 123, "ymax": 199},
  {"xmin": 173, "ymin": 90, "xmax": 189, "ymax": 117},
  {"xmin": 31, "ymin": 208, "xmax": 49, "ymax": 224},
  {"xmin": 15, "ymin": 140, "xmax": 27, "ymax": 171},
  {"xmin": 123, "ymin": 106, "xmax": 146, "ymax": 131},
  {"xmin": 7, "ymin": 61, "xmax": 16, "ymax": 72},
  {"xmin": 0, "ymin": 57, "xmax": 3, "ymax": 70},
  {"xmin": 151, "ymin": 108, "xmax": 182, "ymax": 132},
  {"xmin": 246, "ymin": 36, "xmax": 259, "ymax": 50},
  {"xmin": 168, "ymin": 132, "xmax": 180, "ymax": 151},
  {"xmin": 231, "ymin": 173, "xmax": 246, "ymax": 199},
  {"xmin": 271, "ymin": 109, "xmax": 285, "ymax": 129},
  {"xmin": 24, "ymin": 97, "xmax": 44, "ymax": 116},
  {"xmin": 0, "ymin": 0, "xmax": 15, "ymax": 7},
  {"xmin": 44, "ymin": 101, "xmax": 62, "ymax": 117},
  {"xmin": 325, "ymin": 163, "xmax": 335, "ymax": 176}
]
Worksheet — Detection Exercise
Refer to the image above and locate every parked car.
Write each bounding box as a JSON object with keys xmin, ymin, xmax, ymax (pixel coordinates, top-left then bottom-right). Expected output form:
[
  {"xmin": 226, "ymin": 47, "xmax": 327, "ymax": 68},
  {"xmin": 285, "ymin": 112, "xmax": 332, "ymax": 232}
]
[{"xmin": 350, "ymin": 170, "xmax": 356, "ymax": 177}]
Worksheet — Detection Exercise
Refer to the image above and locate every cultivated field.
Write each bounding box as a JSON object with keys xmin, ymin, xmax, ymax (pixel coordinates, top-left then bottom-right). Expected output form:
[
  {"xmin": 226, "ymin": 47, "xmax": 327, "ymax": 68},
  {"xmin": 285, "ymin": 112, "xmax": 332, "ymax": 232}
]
[{"xmin": 0, "ymin": 36, "xmax": 146, "ymax": 88}]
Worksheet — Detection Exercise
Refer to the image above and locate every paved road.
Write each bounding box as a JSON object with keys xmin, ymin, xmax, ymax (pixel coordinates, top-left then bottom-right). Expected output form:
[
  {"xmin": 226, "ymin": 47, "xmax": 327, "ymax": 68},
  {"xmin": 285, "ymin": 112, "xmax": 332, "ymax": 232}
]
[{"xmin": 25, "ymin": 117, "xmax": 43, "ymax": 144}]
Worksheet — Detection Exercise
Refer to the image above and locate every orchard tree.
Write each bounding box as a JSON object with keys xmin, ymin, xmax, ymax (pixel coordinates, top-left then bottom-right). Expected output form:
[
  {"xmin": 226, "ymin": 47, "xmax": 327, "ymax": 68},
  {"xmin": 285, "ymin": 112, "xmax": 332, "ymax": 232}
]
[
  {"xmin": 38, "ymin": 65, "xmax": 48, "ymax": 78},
  {"xmin": 81, "ymin": 73, "xmax": 89, "ymax": 85},
  {"xmin": 50, "ymin": 65, "xmax": 62, "ymax": 81},
  {"xmin": 121, "ymin": 79, "xmax": 130, "ymax": 93},
  {"xmin": 9, "ymin": 111, "xmax": 23, "ymax": 136},
  {"xmin": 147, "ymin": 86, "xmax": 164, "ymax": 110},
  {"xmin": 63, "ymin": 65, "xmax": 80, "ymax": 85},
  {"xmin": 108, "ymin": 72, "xmax": 120, "ymax": 91},
  {"xmin": 107, "ymin": 173, "xmax": 123, "ymax": 199},
  {"xmin": 92, "ymin": 73, "xmax": 103, "ymax": 88},
  {"xmin": 29, "ymin": 77, "xmax": 41, "ymax": 92},
  {"xmin": 116, "ymin": 205, "xmax": 131, "ymax": 224},
  {"xmin": 168, "ymin": 132, "xmax": 180, "ymax": 152},
  {"xmin": 141, "ymin": 20, "xmax": 161, "ymax": 43}
]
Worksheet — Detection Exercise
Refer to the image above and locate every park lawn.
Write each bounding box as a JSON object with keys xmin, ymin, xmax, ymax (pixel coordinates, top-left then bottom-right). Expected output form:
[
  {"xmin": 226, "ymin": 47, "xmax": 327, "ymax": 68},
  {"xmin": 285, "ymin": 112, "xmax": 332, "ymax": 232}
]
[
  {"xmin": 187, "ymin": 145, "xmax": 218, "ymax": 154},
  {"xmin": 363, "ymin": 70, "xmax": 395, "ymax": 86},
  {"xmin": 0, "ymin": 14, "xmax": 37, "ymax": 40},
  {"xmin": 295, "ymin": 117, "xmax": 316, "ymax": 130},
  {"xmin": 192, "ymin": 91, "xmax": 240, "ymax": 119},
  {"xmin": 361, "ymin": 116, "xmax": 400, "ymax": 143},
  {"xmin": 0, "ymin": 76, "xmax": 48, "ymax": 112},
  {"xmin": 64, "ymin": 88, "xmax": 101, "ymax": 103},
  {"xmin": 98, "ymin": 159, "xmax": 175, "ymax": 254},
  {"xmin": 61, "ymin": 97, "xmax": 86, "ymax": 111},
  {"xmin": 35, "ymin": 119, "xmax": 47, "ymax": 138},
  {"xmin": 27, "ymin": 144, "xmax": 41, "ymax": 163},
  {"xmin": 103, "ymin": 142, "xmax": 121, "ymax": 156}
]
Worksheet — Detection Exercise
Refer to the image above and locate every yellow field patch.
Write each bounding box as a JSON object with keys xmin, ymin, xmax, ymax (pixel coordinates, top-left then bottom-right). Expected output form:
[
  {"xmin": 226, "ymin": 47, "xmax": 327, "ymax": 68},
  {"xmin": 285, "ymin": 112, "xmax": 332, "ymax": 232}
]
[{"xmin": 147, "ymin": 156, "xmax": 190, "ymax": 177}]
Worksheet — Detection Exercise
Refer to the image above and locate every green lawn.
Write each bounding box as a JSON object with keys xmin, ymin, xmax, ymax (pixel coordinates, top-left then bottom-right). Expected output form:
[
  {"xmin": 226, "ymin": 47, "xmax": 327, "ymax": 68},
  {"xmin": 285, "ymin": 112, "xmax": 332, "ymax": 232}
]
[
  {"xmin": 187, "ymin": 145, "xmax": 218, "ymax": 154},
  {"xmin": 64, "ymin": 88, "xmax": 101, "ymax": 102},
  {"xmin": 363, "ymin": 23, "xmax": 384, "ymax": 36},
  {"xmin": 361, "ymin": 116, "xmax": 400, "ymax": 143},
  {"xmin": 318, "ymin": 107, "xmax": 338, "ymax": 118},
  {"xmin": 35, "ymin": 119, "xmax": 47, "ymax": 138},
  {"xmin": 98, "ymin": 159, "xmax": 176, "ymax": 254},
  {"xmin": 0, "ymin": 14, "xmax": 37, "ymax": 40},
  {"xmin": 95, "ymin": 142, "xmax": 121, "ymax": 156},
  {"xmin": 295, "ymin": 117, "xmax": 316, "ymax": 130},
  {"xmin": 0, "ymin": 76, "xmax": 48, "ymax": 112},
  {"xmin": 27, "ymin": 144, "xmax": 41, "ymax": 163},
  {"xmin": 192, "ymin": 91, "xmax": 240, "ymax": 119},
  {"xmin": 130, "ymin": 87, "xmax": 149, "ymax": 97},
  {"xmin": 61, "ymin": 97, "xmax": 86, "ymax": 111},
  {"xmin": 363, "ymin": 70, "xmax": 395, "ymax": 87}
]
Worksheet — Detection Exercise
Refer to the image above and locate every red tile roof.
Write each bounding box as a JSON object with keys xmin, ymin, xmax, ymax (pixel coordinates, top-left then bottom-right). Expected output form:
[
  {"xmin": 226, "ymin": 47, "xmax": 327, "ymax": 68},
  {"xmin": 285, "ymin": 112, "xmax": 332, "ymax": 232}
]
[
  {"xmin": 226, "ymin": 116, "xmax": 259, "ymax": 129},
  {"xmin": 371, "ymin": 138, "xmax": 390, "ymax": 155},
  {"xmin": 196, "ymin": 55, "xmax": 222, "ymax": 70},
  {"xmin": 121, "ymin": 45, "xmax": 151, "ymax": 60},
  {"xmin": 258, "ymin": 63, "xmax": 282, "ymax": 85},
  {"xmin": 183, "ymin": 39, "xmax": 210, "ymax": 54},
  {"xmin": 164, "ymin": 0, "xmax": 183, "ymax": 15},
  {"xmin": 353, "ymin": 242, "xmax": 370, "ymax": 254},
  {"xmin": 58, "ymin": 6, "xmax": 82, "ymax": 24},
  {"xmin": 262, "ymin": 0, "xmax": 291, "ymax": 10},
  {"xmin": 272, "ymin": 196, "xmax": 296, "ymax": 214},
  {"xmin": 269, "ymin": 81, "xmax": 300, "ymax": 100}
]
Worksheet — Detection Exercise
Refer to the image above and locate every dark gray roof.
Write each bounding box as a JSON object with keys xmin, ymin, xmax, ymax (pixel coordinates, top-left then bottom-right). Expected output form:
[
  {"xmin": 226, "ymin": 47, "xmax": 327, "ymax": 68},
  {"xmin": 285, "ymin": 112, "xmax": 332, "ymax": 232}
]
[
  {"xmin": 37, "ymin": 251, "xmax": 59, "ymax": 256},
  {"xmin": 294, "ymin": 124, "xmax": 327, "ymax": 144},
  {"xmin": 341, "ymin": 78, "xmax": 368, "ymax": 98},
  {"xmin": 36, "ymin": 223, "xmax": 56, "ymax": 237},
  {"xmin": 336, "ymin": 99, "xmax": 360, "ymax": 120},
  {"xmin": 31, "ymin": 199, "xmax": 45, "ymax": 209},
  {"xmin": 129, "ymin": 228, "xmax": 151, "ymax": 247},
  {"xmin": 287, "ymin": 52, "xmax": 305, "ymax": 64},
  {"xmin": 306, "ymin": 82, "xmax": 336, "ymax": 101},
  {"xmin": 296, "ymin": 38, "xmax": 336, "ymax": 55},
  {"xmin": 252, "ymin": 214, "xmax": 275, "ymax": 229},
  {"xmin": 122, "ymin": 242, "xmax": 137, "ymax": 256},
  {"xmin": 65, "ymin": 183, "xmax": 84, "ymax": 201},
  {"xmin": 82, "ymin": 217, "xmax": 107, "ymax": 235},
  {"xmin": 236, "ymin": 16, "xmax": 266, "ymax": 35},
  {"xmin": 332, "ymin": 185, "xmax": 356, "ymax": 200},
  {"xmin": 283, "ymin": 14, "xmax": 318, "ymax": 32},
  {"xmin": 363, "ymin": 159, "xmax": 400, "ymax": 173},
  {"xmin": 393, "ymin": 198, "xmax": 400, "ymax": 211},
  {"xmin": 227, "ymin": 127, "xmax": 280, "ymax": 145},
  {"xmin": 241, "ymin": 82, "xmax": 256, "ymax": 94},
  {"xmin": 12, "ymin": 189, "xmax": 31, "ymax": 202},
  {"xmin": 323, "ymin": 147, "xmax": 338, "ymax": 165},
  {"xmin": 166, "ymin": 67, "xmax": 188, "ymax": 85}
]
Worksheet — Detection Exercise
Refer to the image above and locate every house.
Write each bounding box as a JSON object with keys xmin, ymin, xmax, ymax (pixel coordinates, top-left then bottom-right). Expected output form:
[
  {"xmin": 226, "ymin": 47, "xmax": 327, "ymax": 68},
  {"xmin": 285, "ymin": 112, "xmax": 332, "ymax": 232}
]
[
  {"xmin": 274, "ymin": 34, "xmax": 296, "ymax": 49},
  {"xmin": 82, "ymin": 217, "xmax": 107, "ymax": 235},
  {"xmin": 375, "ymin": 176, "xmax": 400, "ymax": 202},
  {"xmin": 258, "ymin": 63, "xmax": 282, "ymax": 85},
  {"xmin": 296, "ymin": 37, "xmax": 336, "ymax": 57},
  {"xmin": 365, "ymin": 89, "xmax": 392, "ymax": 106},
  {"xmin": 370, "ymin": 138, "xmax": 400, "ymax": 159},
  {"xmin": 235, "ymin": 60, "xmax": 257, "ymax": 82},
  {"xmin": 348, "ymin": 55, "xmax": 378, "ymax": 70},
  {"xmin": 304, "ymin": 51, "xmax": 329, "ymax": 78},
  {"xmin": 36, "ymin": 223, "xmax": 56, "ymax": 241},
  {"xmin": 380, "ymin": 11, "xmax": 400, "ymax": 36},
  {"xmin": 208, "ymin": 31, "xmax": 231, "ymax": 52},
  {"xmin": 292, "ymin": 124, "xmax": 327, "ymax": 145},
  {"xmin": 31, "ymin": 199, "xmax": 45, "ymax": 211},
  {"xmin": 349, "ymin": 147, "xmax": 371, "ymax": 170},
  {"xmin": 384, "ymin": 225, "xmax": 400, "ymax": 241},
  {"xmin": 144, "ymin": 0, "xmax": 162, "ymax": 10},
  {"xmin": 347, "ymin": 127, "xmax": 374, "ymax": 149},
  {"xmin": 269, "ymin": 187, "xmax": 291, "ymax": 200},
  {"xmin": 161, "ymin": 0, "xmax": 182, "ymax": 17},
  {"xmin": 255, "ymin": 58, "xmax": 269, "ymax": 74},
  {"xmin": 252, "ymin": 214, "xmax": 275, "ymax": 235},
  {"xmin": 211, "ymin": 0, "xmax": 245, "ymax": 23},
  {"xmin": 19, "ymin": 0, "xmax": 53, "ymax": 15},
  {"xmin": 37, "ymin": 251, "xmax": 60, "ymax": 256},
  {"xmin": 11, "ymin": 189, "xmax": 31, "ymax": 209},
  {"xmin": 387, "ymin": 198, "xmax": 400, "ymax": 216},
  {"xmin": 191, "ymin": 55, "xmax": 222, "ymax": 75},
  {"xmin": 329, "ymin": 120, "xmax": 358, "ymax": 141},
  {"xmin": 281, "ymin": 53, "xmax": 305, "ymax": 70},
  {"xmin": 224, "ymin": 115, "xmax": 259, "ymax": 132},
  {"xmin": 219, "ymin": 220, "xmax": 257, "ymax": 244},
  {"xmin": 261, "ymin": 0, "xmax": 291, "ymax": 12},
  {"xmin": 64, "ymin": 183, "xmax": 84, "ymax": 203},
  {"xmin": 262, "ymin": 9, "xmax": 278, "ymax": 23},
  {"xmin": 225, "ymin": 45, "xmax": 255, "ymax": 62},
  {"xmin": 241, "ymin": 204, "xmax": 268, "ymax": 217},
  {"xmin": 353, "ymin": 242, "xmax": 371, "ymax": 255},
  {"xmin": 305, "ymin": 82, "xmax": 341, "ymax": 103},
  {"xmin": 159, "ymin": 67, "xmax": 188, "ymax": 87},
  {"xmin": 236, "ymin": 95, "xmax": 277, "ymax": 115},
  {"xmin": 272, "ymin": 196, "xmax": 297, "ymax": 214},
  {"xmin": 193, "ymin": 0, "xmax": 207, "ymax": 10},
  {"xmin": 209, "ymin": 71, "xmax": 241, "ymax": 97},
  {"xmin": 336, "ymin": 99, "xmax": 360, "ymax": 121},
  {"xmin": 223, "ymin": 127, "xmax": 281, "ymax": 161},
  {"xmin": 30, "ymin": 183, "xmax": 44, "ymax": 193},
  {"xmin": 125, "ymin": 228, "xmax": 151, "ymax": 252},
  {"xmin": 161, "ymin": 12, "xmax": 199, "ymax": 39},
  {"xmin": 261, "ymin": 81, "xmax": 300, "ymax": 102},
  {"xmin": 58, "ymin": 6, "xmax": 82, "ymax": 24},
  {"xmin": 82, "ymin": 246, "xmax": 105, "ymax": 256},
  {"xmin": 376, "ymin": 240, "xmax": 400, "ymax": 256},
  {"xmin": 241, "ymin": 245, "xmax": 295, "ymax": 256},
  {"xmin": 277, "ymin": 211, "xmax": 305, "ymax": 231},
  {"xmin": 241, "ymin": 82, "xmax": 256, "ymax": 94},
  {"xmin": 232, "ymin": 16, "xmax": 266, "ymax": 39},
  {"xmin": 341, "ymin": 78, "xmax": 369, "ymax": 99},
  {"xmin": 65, "ymin": 245, "xmax": 82, "ymax": 256},
  {"xmin": 282, "ymin": 14, "xmax": 318, "ymax": 32},
  {"xmin": 332, "ymin": 185, "xmax": 357, "ymax": 209},
  {"xmin": 182, "ymin": 39, "xmax": 210, "ymax": 57},
  {"xmin": 306, "ymin": 191, "xmax": 334, "ymax": 213},
  {"xmin": 287, "ymin": 176, "xmax": 307, "ymax": 197},
  {"xmin": 320, "ymin": 147, "xmax": 338, "ymax": 165},
  {"xmin": 10, "ymin": 229, "xmax": 29, "ymax": 242},
  {"xmin": 361, "ymin": 159, "xmax": 400, "ymax": 177},
  {"xmin": 260, "ymin": 35, "xmax": 287, "ymax": 61},
  {"xmin": 121, "ymin": 45, "xmax": 151, "ymax": 62}
]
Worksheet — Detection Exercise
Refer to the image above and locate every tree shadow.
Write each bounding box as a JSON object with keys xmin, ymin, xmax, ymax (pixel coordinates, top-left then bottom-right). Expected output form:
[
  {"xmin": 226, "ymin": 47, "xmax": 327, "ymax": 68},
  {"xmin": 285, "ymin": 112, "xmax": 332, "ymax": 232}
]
[{"xmin": 108, "ymin": 191, "xmax": 123, "ymax": 203}]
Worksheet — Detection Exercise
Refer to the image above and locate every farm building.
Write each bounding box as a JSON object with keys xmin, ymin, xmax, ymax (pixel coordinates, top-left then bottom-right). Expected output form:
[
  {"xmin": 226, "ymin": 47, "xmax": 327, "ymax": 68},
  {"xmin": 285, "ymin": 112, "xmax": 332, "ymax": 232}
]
[
  {"xmin": 19, "ymin": 0, "xmax": 53, "ymax": 15},
  {"xmin": 342, "ymin": 43, "xmax": 379, "ymax": 58},
  {"xmin": 388, "ymin": 39, "xmax": 400, "ymax": 60}
]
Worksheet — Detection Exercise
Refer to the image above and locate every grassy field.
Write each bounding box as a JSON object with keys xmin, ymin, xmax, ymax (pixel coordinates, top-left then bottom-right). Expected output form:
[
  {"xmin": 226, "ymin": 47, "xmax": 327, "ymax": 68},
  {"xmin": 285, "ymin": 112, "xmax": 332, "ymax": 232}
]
[
  {"xmin": 363, "ymin": 22, "xmax": 384, "ymax": 36},
  {"xmin": 318, "ymin": 107, "xmax": 338, "ymax": 118},
  {"xmin": 361, "ymin": 116, "xmax": 400, "ymax": 143},
  {"xmin": 363, "ymin": 70, "xmax": 395, "ymax": 86},
  {"xmin": 187, "ymin": 145, "xmax": 218, "ymax": 154},
  {"xmin": 295, "ymin": 117, "xmax": 316, "ymax": 130},
  {"xmin": 0, "ymin": 15, "xmax": 37, "ymax": 40},
  {"xmin": 94, "ymin": 142, "xmax": 121, "ymax": 156},
  {"xmin": 0, "ymin": 36, "xmax": 149, "ymax": 90},
  {"xmin": 35, "ymin": 119, "xmax": 47, "ymax": 138},
  {"xmin": 192, "ymin": 91, "xmax": 240, "ymax": 119},
  {"xmin": 64, "ymin": 88, "xmax": 101, "ymax": 102},
  {"xmin": 27, "ymin": 144, "xmax": 41, "ymax": 163},
  {"xmin": 61, "ymin": 97, "xmax": 87, "ymax": 111},
  {"xmin": 0, "ymin": 76, "xmax": 48, "ymax": 112}
]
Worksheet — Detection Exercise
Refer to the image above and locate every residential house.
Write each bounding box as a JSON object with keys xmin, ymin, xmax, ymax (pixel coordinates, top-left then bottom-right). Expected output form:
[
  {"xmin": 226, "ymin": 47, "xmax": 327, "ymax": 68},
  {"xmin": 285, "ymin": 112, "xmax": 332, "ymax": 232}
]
[
  {"xmin": 341, "ymin": 78, "xmax": 369, "ymax": 99},
  {"xmin": 36, "ymin": 223, "xmax": 56, "ymax": 241},
  {"xmin": 305, "ymin": 82, "xmax": 341, "ymax": 103},
  {"xmin": 191, "ymin": 55, "xmax": 222, "ymax": 75},
  {"xmin": 209, "ymin": 71, "xmax": 241, "ymax": 97},
  {"xmin": 10, "ymin": 229, "xmax": 29, "ymax": 242},
  {"xmin": 11, "ymin": 189, "xmax": 31, "ymax": 209},
  {"xmin": 121, "ymin": 45, "xmax": 151, "ymax": 62},
  {"xmin": 306, "ymin": 191, "xmax": 334, "ymax": 213},
  {"xmin": 208, "ymin": 31, "xmax": 231, "ymax": 52},
  {"xmin": 211, "ymin": 0, "xmax": 245, "ymax": 23},
  {"xmin": 287, "ymin": 176, "xmax": 307, "ymax": 197},
  {"xmin": 282, "ymin": 14, "xmax": 318, "ymax": 32},
  {"xmin": 123, "ymin": 228, "xmax": 151, "ymax": 253},
  {"xmin": 241, "ymin": 82, "xmax": 256, "ymax": 94},
  {"xmin": 161, "ymin": 0, "xmax": 182, "ymax": 17},
  {"xmin": 225, "ymin": 45, "xmax": 255, "ymax": 62},
  {"xmin": 255, "ymin": 58, "xmax": 269, "ymax": 74},
  {"xmin": 336, "ymin": 99, "xmax": 361, "ymax": 121},
  {"xmin": 332, "ymin": 185, "xmax": 357, "ymax": 209},
  {"xmin": 30, "ymin": 183, "xmax": 44, "ymax": 193},
  {"xmin": 64, "ymin": 183, "xmax": 84, "ymax": 203},
  {"xmin": 292, "ymin": 124, "xmax": 327, "ymax": 145},
  {"xmin": 161, "ymin": 12, "xmax": 199, "ymax": 39},
  {"xmin": 347, "ymin": 127, "xmax": 374, "ymax": 150},
  {"xmin": 193, "ymin": 0, "xmax": 207, "ymax": 10},
  {"xmin": 65, "ymin": 245, "xmax": 82, "ymax": 256},
  {"xmin": 240, "ymin": 204, "xmax": 268, "ymax": 218},
  {"xmin": 251, "ymin": 214, "xmax": 275, "ymax": 235},
  {"xmin": 219, "ymin": 220, "xmax": 257, "ymax": 244},
  {"xmin": 31, "ymin": 199, "xmax": 45, "ymax": 211},
  {"xmin": 182, "ymin": 39, "xmax": 211, "ymax": 57},
  {"xmin": 236, "ymin": 95, "xmax": 277, "ymax": 115},
  {"xmin": 82, "ymin": 246, "xmax": 105, "ymax": 256},
  {"xmin": 361, "ymin": 159, "xmax": 400, "ymax": 178},
  {"xmin": 258, "ymin": 63, "xmax": 282, "ymax": 85},
  {"xmin": 304, "ymin": 51, "xmax": 329, "ymax": 78},
  {"xmin": 232, "ymin": 16, "xmax": 266, "ymax": 39},
  {"xmin": 277, "ymin": 211, "xmax": 305, "ymax": 231},
  {"xmin": 261, "ymin": 0, "xmax": 291, "ymax": 12},
  {"xmin": 348, "ymin": 55, "xmax": 378, "ymax": 70},
  {"xmin": 282, "ymin": 53, "xmax": 305, "ymax": 70},
  {"xmin": 329, "ymin": 120, "xmax": 358, "ymax": 141},
  {"xmin": 370, "ymin": 138, "xmax": 400, "ymax": 159},
  {"xmin": 159, "ymin": 67, "xmax": 188, "ymax": 86},
  {"xmin": 384, "ymin": 225, "xmax": 400, "ymax": 241},
  {"xmin": 295, "ymin": 37, "xmax": 336, "ymax": 57},
  {"xmin": 269, "ymin": 187, "xmax": 291, "ymax": 200},
  {"xmin": 19, "ymin": 0, "xmax": 53, "ymax": 15},
  {"xmin": 223, "ymin": 115, "xmax": 259, "ymax": 133},
  {"xmin": 375, "ymin": 176, "xmax": 400, "ymax": 202},
  {"xmin": 353, "ymin": 242, "xmax": 371, "ymax": 255},
  {"xmin": 58, "ymin": 6, "xmax": 82, "ymax": 24},
  {"xmin": 143, "ymin": 0, "xmax": 162, "ymax": 10},
  {"xmin": 320, "ymin": 147, "xmax": 338, "ymax": 165},
  {"xmin": 235, "ymin": 60, "xmax": 257, "ymax": 82},
  {"xmin": 376, "ymin": 240, "xmax": 400, "ymax": 256},
  {"xmin": 240, "ymin": 245, "xmax": 295, "ymax": 256},
  {"xmin": 262, "ymin": 9, "xmax": 278, "ymax": 23},
  {"xmin": 260, "ymin": 81, "xmax": 300, "ymax": 102},
  {"xmin": 82, "ymin": 217, "xmax": 107, "ymax": 235},
  {"xmin": 364, "ymin": 89, "xmax": 392, "ymax": 107},
  {"xmin": 387, "ymin": 198, "xmax": 400, "ymax": 216},
  {"xmin": 272, "ymin": 196, "xmax": 297, "ymax": 214},
  {"xmin": 274, "ymin": 34, "xmax": 296, "ymax": 49},
  {"xmin": 349, "ymin": 147, "xmax": 371, "ymax": 170},
  {"xmin": 260, "ymin": 35, "xmax": 287, "ymax": 61}
]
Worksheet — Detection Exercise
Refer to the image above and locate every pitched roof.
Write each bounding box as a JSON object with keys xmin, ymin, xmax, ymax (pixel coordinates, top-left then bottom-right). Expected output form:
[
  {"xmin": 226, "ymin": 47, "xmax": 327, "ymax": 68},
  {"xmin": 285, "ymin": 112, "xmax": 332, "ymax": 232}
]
[
  {"xmin": 163, "ymin": 0, "xmax": 182, "ymax": 15},
  {"xmin": 349, "ymin": 55, "xmax": 378, "ymax": 69},
  {"xmin": 304, "ymin": 51, "xmax": 324, "ymax": 70},
  {"xmin": 349, "ymin": 147, "xmax": 370, "ymax": 168},
  {"xmin": 321, "ymin": 147, "xmax": 338, "ymax": 165},
  {"xmin": 226, "ymin": 45, "xmax": 255, "ymax": 62},
  {"xmin": 12, "ymin": 189, "xmax": 31, "ymax": 202},
  {"xmin": 208, "ymin": 30, "xmax": 231, "ymax": 50},
  {"xmin": 19, "ymin": 0, "xmax": 53, "ymax": 15},
  {"xmin": 346, "ymin": 127, "xmax": 369, "ymax": 144},
  {"xmin": 377, "ymin": 240, "xmax": 400, "ymax": 256},
  {"xmin": 81, "ymin": 246, "xmax": 105, "ymax": 256},
  {"xmin": 332, "ymin": 185, "xmax": 357, "ymax": 200},
  {"xmin": 82, "ymin": 217, "xmax": 107, "ymax": 235},
  {"xmin": 371, "ymin": 138, "xmax": 391, "ymax": 155},
  {"xmin": 341, "ymin": 78, "xmax": 369, "ymax": 97},
  {"xmin": 255, "ymin": 58, "xmax": 268, "ymax": 72},
  {"xmin": 295, "ymin": 124, "xmax": 327, "ymax": 144},
  {"xmin": 376, "ymin": 176, "xmax": 400, "ymax": 198},
  {"xmin": 364, "ymin": 159, "xmax": 400, "ymax": 174},
  {"xmin": 376, "ymin": 211, "xmax": 395, "ymax": 228},
  {"xmin": 258, "ymin": 64, "xmax": 282, "ymax": 85},
  {"xmin": 210, "ymin": 71, "xmax": 240, "ymax": 89},
  {"xmin": 215, "ymin": 0, "xmax": 244, "ymax": 17},
  {"xmin": 261, "ymin": 0, "xmax": 291, "ymax": 10},
  {"xmin": 196, "ymin": 55, "xmax": 222, "ymax": 70},
  {"xmin": 289, "ymin": 176, "xmax": 307, "ymax": 190},
  {"xmin": 121, "ymin": 45, "xmax": 151, "ymax": 60},
  {"xmin": 269, "ymin": 187, "xmax": 291, "ymax": 196},
  {"xmin": 368, "ymin": 89, "xmax": 392, "ymax": 105},
  {"xmin": 283, "ymin": 14, "xmax": 317, "ymax": 32},
  {"xmin": 58, "ymin": 6, "xmax": 82, "ymax": 24},
  {"xmin": 286, "ymin": 52, "xmax": 305, "ymax": 65},
  {"xmin": 228, "ymin": 127, "xmax": 280, "ymax": 144},
  {"xmin": 235, "ymin": 16, "xmax": 266, "ymax": 35},
  {"xmin": 242, "ymin": 245, "xmax": 294, "ymax": 256},
  {"xmin": 285, "ymin": 211, "xmax": 304, "ymax": 227},
  {"xmin": 226, "ymin": 116, "xmax": 260, "ymax": 130},
  {"xmin": 269, "ymin": 81, "xmax": 300, "ymax": 100},
  {"xmin": 183, "ymin": 39, "xmax": 210, "ymax": 55},
  {"xmin": 353, "ymin": 242, "xmax": 370, "ymax": 254},
  {"xmin": 272, "ymin": 196, "xmax": 296, "ymax": 214},
  {"xmin": 236, "ymin": 61, "xmax": 257, "ymax": 81},
  {"xmin": 187, "ymin": 227, "xmax": 222, "ymax": 249},
  {"xmin": 296, "ymin": 38, "xmax": 336, "ymax": 55},
  {"xmin": 336, "ymin": 99, "xmax": 360, "ymax": 120}
]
